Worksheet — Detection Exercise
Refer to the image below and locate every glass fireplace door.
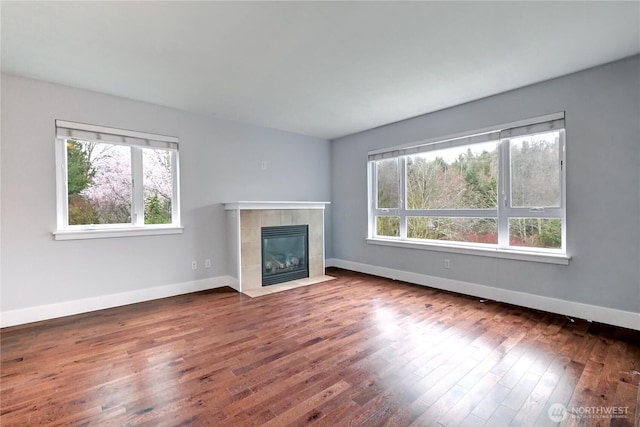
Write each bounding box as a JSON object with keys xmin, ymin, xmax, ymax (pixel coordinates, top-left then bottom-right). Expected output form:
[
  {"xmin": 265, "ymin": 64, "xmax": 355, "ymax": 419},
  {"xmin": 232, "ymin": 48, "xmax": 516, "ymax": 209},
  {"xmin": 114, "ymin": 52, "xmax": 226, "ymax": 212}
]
[{"xmin": 261, "ymin": 225, "xmax": 309, "ymax": 286}]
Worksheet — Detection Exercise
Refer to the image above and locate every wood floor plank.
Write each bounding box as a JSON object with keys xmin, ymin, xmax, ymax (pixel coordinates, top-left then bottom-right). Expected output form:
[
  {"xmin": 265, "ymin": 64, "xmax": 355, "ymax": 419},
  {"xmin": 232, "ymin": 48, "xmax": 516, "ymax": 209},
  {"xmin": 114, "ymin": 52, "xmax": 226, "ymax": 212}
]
[
  {"xmin": 1, "ymin": 268, "xmax": 638, "ymax": 426},
  {"xmin": 436, "ymin": 371, "xmax": 502, "ymax": 426},
  {"xmin": 510, "ymin": 369, "xmax": 561, "ymax": 426}
]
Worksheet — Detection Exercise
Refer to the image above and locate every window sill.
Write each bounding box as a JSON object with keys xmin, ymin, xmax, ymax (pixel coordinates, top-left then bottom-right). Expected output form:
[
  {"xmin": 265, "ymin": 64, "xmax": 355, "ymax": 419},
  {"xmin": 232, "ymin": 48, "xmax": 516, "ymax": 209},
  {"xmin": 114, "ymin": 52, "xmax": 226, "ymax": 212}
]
[
  {"xmin": 366, "ymin": 237, "xmax": 570, "ymax": 265},
  {"xmin": 53, "ymin": 226, "xmax": 184, "ymax": 241}
]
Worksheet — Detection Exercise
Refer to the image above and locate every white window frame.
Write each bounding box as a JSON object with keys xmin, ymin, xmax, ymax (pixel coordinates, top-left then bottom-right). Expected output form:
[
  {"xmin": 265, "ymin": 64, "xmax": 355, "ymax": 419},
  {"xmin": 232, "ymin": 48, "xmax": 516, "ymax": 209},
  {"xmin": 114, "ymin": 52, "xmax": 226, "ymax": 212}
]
[
  {"xmin": 367, "ymin": 113, "xmax": 569, "ymax": 265},
  {"xmin": 53, "ymin": 120, "xmax": 183, "ymax": 240}
]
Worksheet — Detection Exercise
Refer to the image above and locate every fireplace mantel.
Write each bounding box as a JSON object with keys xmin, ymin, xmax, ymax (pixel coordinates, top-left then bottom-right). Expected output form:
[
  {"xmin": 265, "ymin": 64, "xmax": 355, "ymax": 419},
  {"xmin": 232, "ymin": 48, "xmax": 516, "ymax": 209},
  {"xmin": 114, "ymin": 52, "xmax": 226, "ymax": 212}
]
[{"xmin": 223, "ymin": 201, "xmax": 330, "ymax": 211}]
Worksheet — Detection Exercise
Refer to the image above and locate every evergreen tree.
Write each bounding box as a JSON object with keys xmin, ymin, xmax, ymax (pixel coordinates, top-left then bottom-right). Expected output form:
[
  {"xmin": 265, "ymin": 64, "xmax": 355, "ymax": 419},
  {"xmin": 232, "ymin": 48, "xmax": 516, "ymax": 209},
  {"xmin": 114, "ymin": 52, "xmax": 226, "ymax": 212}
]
[
  {"xmin": 66, "ymin": 139, "xmax": 99, "ymax": 225},
  {"xmin": 145, "ymin": 193, "xmax": 171, "ymax": 224},
  {"xmin": 66, "ymin": 139, "xmax": 95, "ymax": 195}
]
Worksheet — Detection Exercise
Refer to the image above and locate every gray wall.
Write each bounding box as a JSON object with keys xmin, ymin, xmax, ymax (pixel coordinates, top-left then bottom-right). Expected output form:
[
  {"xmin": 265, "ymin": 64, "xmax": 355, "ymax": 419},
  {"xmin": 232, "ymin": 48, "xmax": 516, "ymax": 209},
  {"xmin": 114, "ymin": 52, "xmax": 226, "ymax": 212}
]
[
  {"xmin": 1, "ymin": 74, "xmax": 331, "ymax": 312},
  {"xmin": 331, "ymin": 56, "xmax": 640, "ymax": 313}
]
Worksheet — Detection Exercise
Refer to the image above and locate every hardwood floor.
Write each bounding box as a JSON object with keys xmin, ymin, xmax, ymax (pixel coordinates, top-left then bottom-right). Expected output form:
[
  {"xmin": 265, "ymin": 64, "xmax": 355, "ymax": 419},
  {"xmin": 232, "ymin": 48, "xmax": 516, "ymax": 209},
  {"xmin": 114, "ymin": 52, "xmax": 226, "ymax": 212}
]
[{"xmin": 1, "ymin": 268, "xmax": 639, "ymax": 426}]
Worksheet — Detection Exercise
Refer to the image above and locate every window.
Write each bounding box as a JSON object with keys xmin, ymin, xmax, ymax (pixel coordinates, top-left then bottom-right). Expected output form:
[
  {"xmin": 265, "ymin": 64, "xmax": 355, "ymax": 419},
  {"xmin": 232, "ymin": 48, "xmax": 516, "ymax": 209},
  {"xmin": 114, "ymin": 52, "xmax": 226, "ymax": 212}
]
[
  {"xmin": 368, "ymin": 113, "xmax": 567, "ymax": 260},
  {"xmin": 54, "ymin": 120, "xmax": 182, "ymax": 240}
]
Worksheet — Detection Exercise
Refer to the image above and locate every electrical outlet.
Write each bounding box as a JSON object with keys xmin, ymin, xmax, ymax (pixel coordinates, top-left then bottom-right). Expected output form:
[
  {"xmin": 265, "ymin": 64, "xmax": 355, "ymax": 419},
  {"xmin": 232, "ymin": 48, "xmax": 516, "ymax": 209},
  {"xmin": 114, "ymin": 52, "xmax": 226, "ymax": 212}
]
[
  {"xmin": 205, "ymin": 259, "xmax": 211, "ymax": 268},
  {"xmin": 443, "ymin": 259, "xmax": 450, "ymax": 269},
  {"xmin": 191, "ymin": 261, "xmax": 197, "ymax": 270}
]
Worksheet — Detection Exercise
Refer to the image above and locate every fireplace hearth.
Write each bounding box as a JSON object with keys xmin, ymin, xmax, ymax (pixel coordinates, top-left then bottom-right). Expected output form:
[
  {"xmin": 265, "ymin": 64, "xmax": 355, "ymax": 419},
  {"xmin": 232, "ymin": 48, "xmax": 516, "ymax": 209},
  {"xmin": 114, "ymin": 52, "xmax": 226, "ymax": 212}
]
[{"xmin": 262, "ymin": 225, "xmax": 309, "ymax": 286}]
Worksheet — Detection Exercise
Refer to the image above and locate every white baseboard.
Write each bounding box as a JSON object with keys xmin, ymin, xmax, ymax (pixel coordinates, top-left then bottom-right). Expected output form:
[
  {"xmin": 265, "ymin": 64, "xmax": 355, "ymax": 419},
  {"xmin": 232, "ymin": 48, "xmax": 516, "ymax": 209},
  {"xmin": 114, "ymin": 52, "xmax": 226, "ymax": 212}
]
[
  {"xmin": 0, "ymin": 275, "xmax": 235, "ymax": 328},
  {"xmin": 326, "ymin": 258, "xmax": 640, "ymax": 331},
  {"xmin": 5, "ymin": 262, "xmax": 638, "ymax": 331}
]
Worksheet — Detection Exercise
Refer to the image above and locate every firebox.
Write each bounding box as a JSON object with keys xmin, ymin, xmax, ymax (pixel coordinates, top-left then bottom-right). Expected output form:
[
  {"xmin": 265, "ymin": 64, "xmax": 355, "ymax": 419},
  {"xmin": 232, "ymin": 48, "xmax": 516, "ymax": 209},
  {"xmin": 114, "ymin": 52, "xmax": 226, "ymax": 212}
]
[{"xmin": 261, "ymin": 225, "xmax": 309, "ymax": 286}]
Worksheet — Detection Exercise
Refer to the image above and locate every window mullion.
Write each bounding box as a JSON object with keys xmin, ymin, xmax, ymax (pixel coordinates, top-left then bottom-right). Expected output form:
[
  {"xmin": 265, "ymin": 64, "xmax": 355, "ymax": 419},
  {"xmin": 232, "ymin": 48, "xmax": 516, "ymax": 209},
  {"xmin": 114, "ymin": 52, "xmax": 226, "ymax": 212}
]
[
  {"xmin": 171, "ymin": 150, "xmax": 180, "ymax": 227},
  {"xmin": 405, "ymin": 209, "xmax": 497, "ymax": 217},
  {"xmin": 368, "ymin": 161, "xmax": 376, "ymax": 238},
  {"xmin": 560, "ymin": 130, "xmax": 567, "ymax": 253},
  {"xmin": 131, "ymin": 147, "xmax": 144, "ymax": 226},
  {"xmin": 497, "ymin": 138, "xmax": 510, "ymax": 248},
  {"xmin": 399, "ymin": 156, "xmax": 407, "ymax": 239}
]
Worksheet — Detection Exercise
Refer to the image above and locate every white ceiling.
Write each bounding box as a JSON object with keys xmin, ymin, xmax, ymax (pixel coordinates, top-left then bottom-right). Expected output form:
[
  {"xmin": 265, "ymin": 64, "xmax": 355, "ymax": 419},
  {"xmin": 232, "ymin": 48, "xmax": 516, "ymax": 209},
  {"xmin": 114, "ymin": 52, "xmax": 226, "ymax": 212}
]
[{"xmin": 2, "ymin": 1, "xmax": 639, "ymax": 140}]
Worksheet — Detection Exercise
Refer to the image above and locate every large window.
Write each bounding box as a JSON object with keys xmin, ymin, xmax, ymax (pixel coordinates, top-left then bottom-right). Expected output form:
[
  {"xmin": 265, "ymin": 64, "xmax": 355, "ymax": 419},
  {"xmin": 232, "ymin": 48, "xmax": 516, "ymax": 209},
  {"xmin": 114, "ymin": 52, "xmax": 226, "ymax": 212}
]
[
  {"xmin": 368, "ymin": 113, "xmax": 566, "ymax": 257},
  {"xmin": 54, "ymin": 120, "xmax": 181, "ymax": 239}
]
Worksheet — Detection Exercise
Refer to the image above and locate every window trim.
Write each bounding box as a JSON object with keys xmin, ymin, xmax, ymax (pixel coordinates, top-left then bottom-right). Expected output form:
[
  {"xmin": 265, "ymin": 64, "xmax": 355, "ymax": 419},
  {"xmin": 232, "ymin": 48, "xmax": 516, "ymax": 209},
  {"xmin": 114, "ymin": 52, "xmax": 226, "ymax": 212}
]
[
  {"xmin": 365, "ymin": 237, "xmax": 570, "ymax": 265},
  {"xmin": 367, "ymin": 113, "xmax": 569, "ymax": 261},
  {"xmin": 54, "ymin": 120, "xmax": 182, "ymax": 240},
  {"xmin": 53, "ymin": 226, "xmax": 184, "ymax": 241}
]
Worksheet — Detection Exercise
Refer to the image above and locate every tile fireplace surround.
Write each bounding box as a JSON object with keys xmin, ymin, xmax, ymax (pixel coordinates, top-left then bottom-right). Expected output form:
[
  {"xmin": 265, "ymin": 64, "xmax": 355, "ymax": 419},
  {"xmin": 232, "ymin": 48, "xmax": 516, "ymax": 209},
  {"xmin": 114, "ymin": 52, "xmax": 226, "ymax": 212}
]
[{"xmin": 223, "ymin": 202, "xmax": 330, "ymax": 293}]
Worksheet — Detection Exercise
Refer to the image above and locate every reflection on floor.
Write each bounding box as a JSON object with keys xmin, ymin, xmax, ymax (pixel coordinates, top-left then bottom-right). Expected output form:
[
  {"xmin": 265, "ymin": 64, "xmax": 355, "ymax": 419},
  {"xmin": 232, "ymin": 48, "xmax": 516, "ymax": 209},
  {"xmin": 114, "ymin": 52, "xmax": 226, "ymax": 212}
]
[{"xmin": 242, "ymin": 275, "xmax": 335, "ymax": 298}]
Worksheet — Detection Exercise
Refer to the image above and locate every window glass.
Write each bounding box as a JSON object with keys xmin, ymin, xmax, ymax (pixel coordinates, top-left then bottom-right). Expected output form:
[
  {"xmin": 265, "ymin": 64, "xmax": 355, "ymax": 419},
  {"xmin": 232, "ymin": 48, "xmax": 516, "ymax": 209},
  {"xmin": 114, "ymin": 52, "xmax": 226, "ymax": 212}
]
[
  {"xmin": 376, "ymin": 158, "xmax": 399, "ymax": 209},
  {"xmin": 143, "ymin": 148, "xmax": 173, "ymax": 224},
  {"xmin": 509, "ymin": 218, "xmax": 562, "ymax": 249},
  {"xmin": 67, "ymin": 139, "xmax": 132, "ymax": 225},
  {"xmin": 376, "ymin": 216, "xmax": 400, "ymax": 237},
  {"xmin": 406, "ymin": 142, "xmax": 497, "ymax": 209},
  {"xmin": 510, "ymin": 131, "xmax": 561, "ymax": 208},
  {"xmin": 408, "ymin": 217, "xmax": 498, "ymax": 244}
]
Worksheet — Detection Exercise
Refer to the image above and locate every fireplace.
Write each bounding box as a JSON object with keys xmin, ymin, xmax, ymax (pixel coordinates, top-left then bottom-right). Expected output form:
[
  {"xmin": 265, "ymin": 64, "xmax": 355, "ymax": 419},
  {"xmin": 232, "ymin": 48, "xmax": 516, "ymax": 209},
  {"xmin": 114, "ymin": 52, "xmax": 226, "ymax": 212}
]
[
  {"xmin": 223, "ymin": 201, "xmax": 329, "ymax": 292},
  {"xmin": 262, "ymin": 225, "xmax": 309, "ymax": 286}
]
